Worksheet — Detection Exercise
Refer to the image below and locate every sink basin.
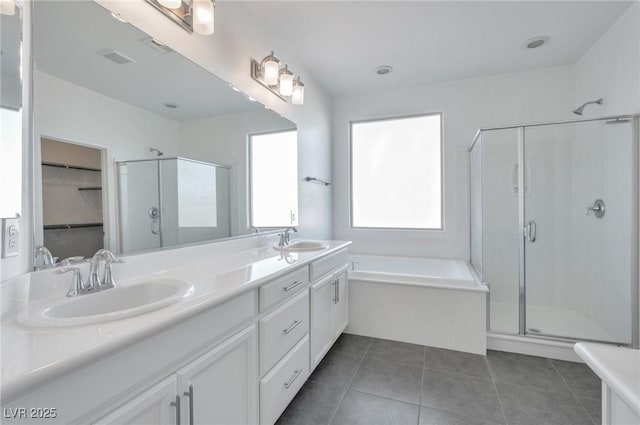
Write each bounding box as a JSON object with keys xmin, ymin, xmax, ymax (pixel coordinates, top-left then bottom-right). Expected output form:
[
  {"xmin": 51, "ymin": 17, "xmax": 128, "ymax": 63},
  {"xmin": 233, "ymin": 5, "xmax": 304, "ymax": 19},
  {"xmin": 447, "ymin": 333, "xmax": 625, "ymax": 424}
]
[
  {"xmin": 18, "ymin": 279, "xmax": 193, "ymax": 327},
  {"xmin": 273, "ymin": 240, "xmax": 329, "ymax": 252}
]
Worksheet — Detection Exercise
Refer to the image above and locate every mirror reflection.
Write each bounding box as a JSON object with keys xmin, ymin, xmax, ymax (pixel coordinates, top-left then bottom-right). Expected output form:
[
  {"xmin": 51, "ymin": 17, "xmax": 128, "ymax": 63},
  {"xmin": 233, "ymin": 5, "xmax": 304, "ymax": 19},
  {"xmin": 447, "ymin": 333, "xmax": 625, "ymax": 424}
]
[
  {"xmin": 33, "ymin": 1, "xmax": 298, "ymax": 259},
  {"xmin": 0, "ymin": 5, "xmax": 23, "ymax": 218}
]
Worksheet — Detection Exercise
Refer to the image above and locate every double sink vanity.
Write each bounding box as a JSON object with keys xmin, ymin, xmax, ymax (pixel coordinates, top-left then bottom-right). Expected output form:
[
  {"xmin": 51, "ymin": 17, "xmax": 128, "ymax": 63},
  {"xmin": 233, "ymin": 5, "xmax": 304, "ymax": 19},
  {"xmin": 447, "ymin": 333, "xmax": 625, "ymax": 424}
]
[{"xmin": 1, "ymin": 235, "xmax": 350, "ymax": 424}]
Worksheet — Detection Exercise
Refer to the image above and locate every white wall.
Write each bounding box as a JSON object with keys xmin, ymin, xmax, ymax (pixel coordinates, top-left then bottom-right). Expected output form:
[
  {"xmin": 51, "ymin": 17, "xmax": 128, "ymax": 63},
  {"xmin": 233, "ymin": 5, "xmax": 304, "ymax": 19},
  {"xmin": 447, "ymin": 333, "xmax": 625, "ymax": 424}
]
[
  {"xmin": 179, "ymin": 109, "xmax": 295, "ymax": 236},
  {"xmin": 573, "ymin": 2, "xmax": 640, "ymax": 117},
  {"xmin": 332, "ymin": 65, "xmax": 575, "ymax": 258},
  {"xmin": 34, "ymin": 70, "xmax": 181, "ymax": 253}
]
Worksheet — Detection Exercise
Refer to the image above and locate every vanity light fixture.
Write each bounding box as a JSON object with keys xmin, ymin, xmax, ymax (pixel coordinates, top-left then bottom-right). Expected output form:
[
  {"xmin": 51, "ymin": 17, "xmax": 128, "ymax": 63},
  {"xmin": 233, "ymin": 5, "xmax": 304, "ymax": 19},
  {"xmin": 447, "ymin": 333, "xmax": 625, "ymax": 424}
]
[
  {"xmin": 144, "ymin": 0, "xmax": 215, "ymax": 36},
  {"xmin": 250, "ymin": 52, "xmax": 305, "ymax": 105},
  {"xmin": 0, "ymin": 0, "xmax": 15, "ymax": 15}
]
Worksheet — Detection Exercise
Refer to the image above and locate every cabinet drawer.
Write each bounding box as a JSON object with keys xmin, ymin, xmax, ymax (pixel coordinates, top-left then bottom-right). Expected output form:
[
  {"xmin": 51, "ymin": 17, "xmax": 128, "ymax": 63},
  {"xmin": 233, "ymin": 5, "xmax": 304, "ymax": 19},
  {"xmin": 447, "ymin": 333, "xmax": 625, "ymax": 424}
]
[
  {"xmin": 310, "ymin": 249, "xmax": 348, "ymax": 281},
  {"xmin": 260, "ymin": 290, "xmax": 309, "ymax": 375},
  {"xmin": 260, "ymin": 266, "xmax": 309, "ymax": 312},
  {"xmin": 259, "ymin": 336, "xmax": 309, "ymax": 425}
]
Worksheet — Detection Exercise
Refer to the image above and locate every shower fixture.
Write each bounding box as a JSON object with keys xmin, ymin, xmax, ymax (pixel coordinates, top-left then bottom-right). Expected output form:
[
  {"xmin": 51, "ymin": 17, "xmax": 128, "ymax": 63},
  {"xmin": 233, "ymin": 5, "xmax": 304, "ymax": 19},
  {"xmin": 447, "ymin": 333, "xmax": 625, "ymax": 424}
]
[
  {"xmin": 149, "ymin": 147, "xmax": 164, "ymax": 156},
  {"xmin": 572, "ymin": 98, "xmax": 603, "ymax": 115}
]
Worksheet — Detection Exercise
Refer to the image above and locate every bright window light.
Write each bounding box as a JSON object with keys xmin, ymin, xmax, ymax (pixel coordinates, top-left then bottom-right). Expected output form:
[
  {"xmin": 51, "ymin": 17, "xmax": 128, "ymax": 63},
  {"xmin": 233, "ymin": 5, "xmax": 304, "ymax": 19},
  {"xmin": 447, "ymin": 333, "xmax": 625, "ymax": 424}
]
[
  {"xmin": 350, "ymin": 113, "xmax": 442, "ymax": 229},
  {"xmin": 250, "ymin": 130, "xmax": 298, "ymax": 227},
  {"xmin": 0, "ymin": 107, "xmax": 22, "ymax": 217}
]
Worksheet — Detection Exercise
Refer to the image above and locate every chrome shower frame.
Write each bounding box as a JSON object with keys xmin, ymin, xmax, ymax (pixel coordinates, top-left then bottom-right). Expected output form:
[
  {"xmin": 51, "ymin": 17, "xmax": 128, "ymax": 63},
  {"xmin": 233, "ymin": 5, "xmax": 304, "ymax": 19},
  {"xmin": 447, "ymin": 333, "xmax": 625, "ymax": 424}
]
[{"xmin": 468, "ymin": 114, "xmax": 640, "ymax": 349}]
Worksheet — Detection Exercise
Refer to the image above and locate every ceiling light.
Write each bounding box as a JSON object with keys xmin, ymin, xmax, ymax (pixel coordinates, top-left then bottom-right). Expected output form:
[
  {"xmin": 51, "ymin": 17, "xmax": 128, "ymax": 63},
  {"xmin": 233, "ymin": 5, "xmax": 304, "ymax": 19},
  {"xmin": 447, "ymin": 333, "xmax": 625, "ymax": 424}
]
[
  {"xmin": 0, "ymin": 0, "xmax": 15, "ymax": 16},
  {"xmin": 279, "ymin": 66, "xmax": 294, "ymax": 97},
  {"xmin": 261, "ymin": 52, "xmax": 280, "ymax": 86},
  {"xmin": 250, "ymin": 53, "xmax": 305, "ymax": 105},
  {"xmin": 158, "ymin": 0, "xmax": 181, "ymax": 9},
  {"xmin": 375, "ymin": 65, "xmax": 393, "ymax": 75},
  {"xmin": 525, "ymin": 36, "xmax": 550, "ymax": 49},
  {"xmin": 110, "ymin": 12, "xmax": 127, "ymax": 23},
  {"xmin": 193, "ymin": 0, "xmax": 215, "ymax": 35},
  {"xmin": 292, "ymin": 78, "xmax": 305, "ymax": 105}
]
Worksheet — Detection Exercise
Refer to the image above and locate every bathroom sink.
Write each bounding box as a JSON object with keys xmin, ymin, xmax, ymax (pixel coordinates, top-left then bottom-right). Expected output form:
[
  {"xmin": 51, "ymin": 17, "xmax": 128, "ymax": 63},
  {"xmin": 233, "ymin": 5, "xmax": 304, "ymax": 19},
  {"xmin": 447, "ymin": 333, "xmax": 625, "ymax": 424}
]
[
  {"xmin": 18, "ymin": 279, "xmax": 193, "ymax": 327},
  {"xmin": 273, "ymin": 240, "xmax": 329, "ymax": 252}
]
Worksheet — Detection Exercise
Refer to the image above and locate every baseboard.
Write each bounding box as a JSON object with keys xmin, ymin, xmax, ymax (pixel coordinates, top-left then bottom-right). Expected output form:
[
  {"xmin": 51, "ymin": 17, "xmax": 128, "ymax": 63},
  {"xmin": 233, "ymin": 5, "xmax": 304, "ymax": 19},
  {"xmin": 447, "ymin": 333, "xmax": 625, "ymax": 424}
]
[{"xmin": 487, "ymin": 332, "xmax": 582, "ymax": 362}]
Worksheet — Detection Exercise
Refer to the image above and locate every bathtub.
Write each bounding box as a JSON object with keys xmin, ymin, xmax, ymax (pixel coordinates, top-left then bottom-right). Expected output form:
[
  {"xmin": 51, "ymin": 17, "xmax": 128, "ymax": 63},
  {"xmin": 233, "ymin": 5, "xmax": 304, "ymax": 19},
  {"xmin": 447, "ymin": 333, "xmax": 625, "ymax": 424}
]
[{"xmin": 347, "ymin": 255, "xmax": 488, "ymax": 354}]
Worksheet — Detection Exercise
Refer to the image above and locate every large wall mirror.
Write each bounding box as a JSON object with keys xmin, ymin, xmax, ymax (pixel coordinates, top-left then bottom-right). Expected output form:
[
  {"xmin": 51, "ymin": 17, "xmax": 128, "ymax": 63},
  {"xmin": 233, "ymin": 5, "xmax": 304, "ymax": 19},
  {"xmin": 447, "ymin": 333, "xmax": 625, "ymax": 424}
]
[
  {"xmin": 33, "ymin": 1, "xmax": 298, "ymax": 260},
  {"xmin": 0, "ymin": 3, "xmax": 23, "ymax": 219}
]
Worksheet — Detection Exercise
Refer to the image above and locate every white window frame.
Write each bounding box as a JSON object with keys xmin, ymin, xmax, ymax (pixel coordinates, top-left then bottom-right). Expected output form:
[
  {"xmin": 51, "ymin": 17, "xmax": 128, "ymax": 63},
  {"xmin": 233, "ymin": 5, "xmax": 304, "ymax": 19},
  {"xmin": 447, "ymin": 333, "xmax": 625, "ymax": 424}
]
[{"xmin": 348, "ymin": 112, "xmax": 444, "ymax": 231}]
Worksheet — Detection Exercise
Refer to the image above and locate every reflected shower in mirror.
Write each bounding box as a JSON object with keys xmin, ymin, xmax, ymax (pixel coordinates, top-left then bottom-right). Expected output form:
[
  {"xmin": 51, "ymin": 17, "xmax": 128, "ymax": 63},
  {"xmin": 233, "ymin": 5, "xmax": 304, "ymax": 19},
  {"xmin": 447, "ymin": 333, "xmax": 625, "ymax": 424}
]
[{"xmin": 33, "ymin": 1, "xmax": 297, "ymax": 258}]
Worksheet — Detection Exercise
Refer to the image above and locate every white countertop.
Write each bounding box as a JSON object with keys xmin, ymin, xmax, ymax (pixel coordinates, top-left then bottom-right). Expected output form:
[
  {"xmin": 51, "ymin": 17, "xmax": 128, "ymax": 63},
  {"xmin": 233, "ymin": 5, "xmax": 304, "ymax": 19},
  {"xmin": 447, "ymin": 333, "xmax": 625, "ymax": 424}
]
[
  {"xmin": 1, "ymin": 240, "xmax": 351, "ymax": 401},
  {"xmin": 574, "ymin": 342, "xmax": 640, "ymax": 416}
]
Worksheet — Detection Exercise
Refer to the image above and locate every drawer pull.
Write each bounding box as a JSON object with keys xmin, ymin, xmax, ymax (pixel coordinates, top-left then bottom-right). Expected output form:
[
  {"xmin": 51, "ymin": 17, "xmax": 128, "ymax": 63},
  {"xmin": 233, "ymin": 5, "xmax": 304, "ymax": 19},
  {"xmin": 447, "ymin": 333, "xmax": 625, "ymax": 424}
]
[
  {"xmin": 283, "ymin": 320, "xmax": 303, "ymax": 335},
  {"xmin": 170, "ymin": 394, "xmax": 181, "ymax": 425},
  {"xmin": 284, "ymin": 369, "xmax": 303, "ymax": 389},
  {"xmin": 283, "ymin": 280, "xmax": 303, "ymax": 292}
]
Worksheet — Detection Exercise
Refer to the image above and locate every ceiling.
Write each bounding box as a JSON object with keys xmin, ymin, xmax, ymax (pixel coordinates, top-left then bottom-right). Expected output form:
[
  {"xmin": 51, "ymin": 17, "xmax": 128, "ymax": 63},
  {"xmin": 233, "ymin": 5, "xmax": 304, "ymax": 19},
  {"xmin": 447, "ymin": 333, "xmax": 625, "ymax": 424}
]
[
  {"xmin": 220, "ymin": 1, "xmax": 634, "ymax": 96},
  {"xmin": 34, "ymin": 1, "xmax": 260, "ymax": 121}
]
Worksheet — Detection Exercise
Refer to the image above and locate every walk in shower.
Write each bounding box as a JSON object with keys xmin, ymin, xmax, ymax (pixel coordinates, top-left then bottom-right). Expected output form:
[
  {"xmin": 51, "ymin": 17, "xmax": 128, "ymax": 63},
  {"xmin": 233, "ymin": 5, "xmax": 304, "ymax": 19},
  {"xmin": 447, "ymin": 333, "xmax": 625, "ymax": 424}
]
[
  {"xmin": 470, "ymin": 115, "xmax": 639, "ymax": 347},
  {"xmin": 117, "ymin": 157, "xmax": 230, "ymax": 253}
]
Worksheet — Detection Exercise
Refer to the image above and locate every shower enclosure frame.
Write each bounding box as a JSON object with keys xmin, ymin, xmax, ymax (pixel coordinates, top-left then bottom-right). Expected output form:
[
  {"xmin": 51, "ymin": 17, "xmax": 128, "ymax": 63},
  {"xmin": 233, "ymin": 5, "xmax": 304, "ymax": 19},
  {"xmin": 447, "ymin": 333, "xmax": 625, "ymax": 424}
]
[{"xmin": 469, "ymin": 114, "xmax": 640, "ymax": 349}]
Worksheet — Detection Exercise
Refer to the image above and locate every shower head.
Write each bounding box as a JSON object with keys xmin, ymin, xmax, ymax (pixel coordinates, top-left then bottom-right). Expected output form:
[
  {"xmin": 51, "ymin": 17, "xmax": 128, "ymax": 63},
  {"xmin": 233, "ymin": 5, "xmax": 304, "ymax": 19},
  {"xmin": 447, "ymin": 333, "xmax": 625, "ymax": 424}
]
[
  {"xmin": 572, "ymin": 98, "xmax": 603, "ymax": 115},
  {"xmin": 149, "ymin": 147, "xmax": 164, "ymax": 157}
]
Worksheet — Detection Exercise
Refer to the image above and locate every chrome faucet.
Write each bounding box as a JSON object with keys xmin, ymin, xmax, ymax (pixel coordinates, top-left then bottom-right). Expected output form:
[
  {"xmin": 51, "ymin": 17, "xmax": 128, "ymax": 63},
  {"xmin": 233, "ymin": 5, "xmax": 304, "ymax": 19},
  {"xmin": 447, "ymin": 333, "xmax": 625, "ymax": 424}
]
[
  {"xmin": 34, "ymin": 246, "xmax": 55, "ymax": 271},
  {"xmin": 278, "ymin": 227, "xmax": 298, "ymax": 247},
  {"xmin": 88, "ymin": 249, "xmax": 124, "ymax": 291}
]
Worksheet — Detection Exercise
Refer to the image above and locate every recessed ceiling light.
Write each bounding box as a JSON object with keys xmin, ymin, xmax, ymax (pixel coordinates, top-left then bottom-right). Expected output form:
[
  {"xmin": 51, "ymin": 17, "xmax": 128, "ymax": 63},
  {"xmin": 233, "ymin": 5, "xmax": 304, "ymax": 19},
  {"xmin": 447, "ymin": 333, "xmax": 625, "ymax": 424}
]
[
  {"xmin": 248, "ymin": 96, "xmax": 257, "ymax": 102},
  {"xmin": 374, "ymin": 65, "xmax": 393, "ymax": 76},
  {"xmin": 110, "ymin": 12, "xmax": 127, "ymax": 23},
  {"xmin": 525, "ymin": 36, "xmax": 550, "ymax": 49},
  {"xmin": 164, "ymin": 103, "xmax": 178, "ymax": 109}
]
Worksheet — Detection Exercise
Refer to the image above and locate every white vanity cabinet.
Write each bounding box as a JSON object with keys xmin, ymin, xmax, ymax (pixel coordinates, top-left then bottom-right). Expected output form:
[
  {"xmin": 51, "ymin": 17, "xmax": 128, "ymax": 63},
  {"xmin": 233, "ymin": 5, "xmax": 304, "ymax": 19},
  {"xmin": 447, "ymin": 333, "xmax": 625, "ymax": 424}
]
[
  {"xmin": 96, "ymin": 376, "xmax": 178, "ymax": 425},
  {"xmin": 96, "ymin": 326, "xmax": 257, "ymax": 425},
  {"xmin": 310, "ymin": 250, "xmax": 349, "ymax": 370}
]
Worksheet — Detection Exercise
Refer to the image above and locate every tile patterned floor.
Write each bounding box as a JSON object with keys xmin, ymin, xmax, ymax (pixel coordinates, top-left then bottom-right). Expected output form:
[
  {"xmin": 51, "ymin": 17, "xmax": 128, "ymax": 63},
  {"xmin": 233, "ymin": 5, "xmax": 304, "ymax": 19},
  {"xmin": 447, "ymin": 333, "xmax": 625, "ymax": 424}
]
[{"xmin": 276, "ymin": 334, "xmax": 601, "ymax": 425}]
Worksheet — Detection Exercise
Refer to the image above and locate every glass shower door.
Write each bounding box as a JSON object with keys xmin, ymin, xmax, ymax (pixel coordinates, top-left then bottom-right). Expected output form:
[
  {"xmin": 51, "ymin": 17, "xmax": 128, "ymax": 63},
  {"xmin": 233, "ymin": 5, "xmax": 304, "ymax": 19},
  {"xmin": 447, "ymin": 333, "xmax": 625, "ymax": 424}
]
[{"xmin": 523, "ymin": 119, "xmax": 635, "ymax": 344}]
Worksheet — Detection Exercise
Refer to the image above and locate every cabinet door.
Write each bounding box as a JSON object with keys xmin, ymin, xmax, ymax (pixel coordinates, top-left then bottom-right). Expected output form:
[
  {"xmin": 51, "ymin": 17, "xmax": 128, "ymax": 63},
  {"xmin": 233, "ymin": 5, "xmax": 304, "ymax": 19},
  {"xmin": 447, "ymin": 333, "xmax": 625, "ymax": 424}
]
[
  {"xmin": 332, "ymin": 266, "xmax": 349, "ymax": 340},
  {"xmin": 177, "ymin": 325, "xmax": 258, "ymax": 425},
  {"xmin": 310, "ymin": 274, "xmax": 335, "ymax": 370},
  {"xmin": 95, "ymin": 376, "xmax": 178, "ymax": 425}
]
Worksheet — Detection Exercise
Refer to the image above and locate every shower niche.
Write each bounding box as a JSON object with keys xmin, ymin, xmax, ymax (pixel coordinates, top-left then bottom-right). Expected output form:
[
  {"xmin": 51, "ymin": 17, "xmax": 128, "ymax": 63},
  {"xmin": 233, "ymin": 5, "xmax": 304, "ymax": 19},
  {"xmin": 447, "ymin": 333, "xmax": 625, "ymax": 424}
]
[
  {"xmin": 117, "ymin": 157, "xmax": 230, "ymax": 253},
  {"xmin": 470, "ymin": 116, "xmax": 638, "ymax": 346}
]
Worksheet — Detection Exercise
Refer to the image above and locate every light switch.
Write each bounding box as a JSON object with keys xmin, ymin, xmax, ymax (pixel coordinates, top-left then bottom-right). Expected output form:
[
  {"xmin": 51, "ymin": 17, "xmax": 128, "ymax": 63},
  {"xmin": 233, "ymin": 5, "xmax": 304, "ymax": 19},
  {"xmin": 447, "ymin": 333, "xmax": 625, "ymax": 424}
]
[{"xmin": 2, "ymin": 217, "xmax": 19, "ymax": 258}]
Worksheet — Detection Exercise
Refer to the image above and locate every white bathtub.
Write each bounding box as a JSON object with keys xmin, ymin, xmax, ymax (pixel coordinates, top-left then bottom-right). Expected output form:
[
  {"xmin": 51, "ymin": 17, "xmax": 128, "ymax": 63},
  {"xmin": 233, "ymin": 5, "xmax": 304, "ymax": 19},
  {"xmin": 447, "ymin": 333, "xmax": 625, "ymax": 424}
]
[{"xmin": 347, "ymin": 255, "xmax": 488, "ymax": 354}]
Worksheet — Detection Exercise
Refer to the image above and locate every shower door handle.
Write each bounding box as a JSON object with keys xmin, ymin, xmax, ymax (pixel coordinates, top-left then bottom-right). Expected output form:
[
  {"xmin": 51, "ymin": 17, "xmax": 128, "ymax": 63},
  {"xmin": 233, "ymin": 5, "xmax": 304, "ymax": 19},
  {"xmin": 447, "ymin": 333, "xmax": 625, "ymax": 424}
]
[{"xmin": 524, "ymin": 221, "xmax": 536, "ymax": 242}]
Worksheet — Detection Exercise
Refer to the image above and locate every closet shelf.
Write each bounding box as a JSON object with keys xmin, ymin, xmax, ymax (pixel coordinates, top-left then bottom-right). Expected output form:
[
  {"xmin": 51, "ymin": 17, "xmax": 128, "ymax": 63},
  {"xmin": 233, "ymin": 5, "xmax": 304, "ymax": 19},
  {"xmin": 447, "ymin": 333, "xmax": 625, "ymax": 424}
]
[
  {"xmin": 44, "ymin": 223, "xmax": 103, "ymax": 230},
  {"xmin": 42, "ymin": 162, "xmax": 101, "ymax": 172}
]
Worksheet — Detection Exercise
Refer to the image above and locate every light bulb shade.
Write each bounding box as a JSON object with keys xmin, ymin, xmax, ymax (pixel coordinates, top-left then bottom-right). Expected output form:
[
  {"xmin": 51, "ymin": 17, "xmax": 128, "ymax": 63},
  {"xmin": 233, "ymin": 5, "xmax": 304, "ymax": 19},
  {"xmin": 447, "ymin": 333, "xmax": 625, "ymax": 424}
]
[
  {"xmin": 158, "ymin": 0, "xmax": 181, "ymax": 9},
  {"xmin": 193, "ymin": 0, "xmax": 214, "ymax": 35},
  {"xmin": 261, "ymin": 53, "xmax": 280, "ymax": 86},
  {"xmin": 0, "ymin": 0, "xmax": 15, "ymax": 15},
  {"xmin": 292, "ymin": 79, "xmax": 305, "ymax": 105},
  {"xmin": 279, "ymin": 68, "xmax": 294, "ymax": 97}
]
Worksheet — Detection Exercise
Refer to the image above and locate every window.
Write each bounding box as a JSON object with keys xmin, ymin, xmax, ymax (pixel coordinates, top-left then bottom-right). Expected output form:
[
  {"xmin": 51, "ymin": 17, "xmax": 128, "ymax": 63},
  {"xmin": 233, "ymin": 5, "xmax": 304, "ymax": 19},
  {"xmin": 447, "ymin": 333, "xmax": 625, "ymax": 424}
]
[
  {"xmin": 249, "ymin": 130, "xmax": 298, "ymax": 227},
  {"xmin": 350, "ymin": 113, "xmax": 442, "ymax": 229}
]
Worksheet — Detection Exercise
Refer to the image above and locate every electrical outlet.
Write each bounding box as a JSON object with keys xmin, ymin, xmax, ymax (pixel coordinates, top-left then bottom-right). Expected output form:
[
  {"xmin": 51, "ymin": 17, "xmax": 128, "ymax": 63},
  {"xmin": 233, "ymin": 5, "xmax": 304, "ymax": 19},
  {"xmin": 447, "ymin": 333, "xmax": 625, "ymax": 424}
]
[{"xmin": 2, "ymin": 217, "xmax": 19, "ymax": 258}]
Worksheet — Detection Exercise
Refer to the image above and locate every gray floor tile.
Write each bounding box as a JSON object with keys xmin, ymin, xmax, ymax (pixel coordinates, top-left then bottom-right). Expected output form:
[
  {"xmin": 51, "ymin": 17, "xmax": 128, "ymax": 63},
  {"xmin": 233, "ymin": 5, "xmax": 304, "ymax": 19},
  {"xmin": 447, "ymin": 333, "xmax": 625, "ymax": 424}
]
[
  {"xmin": 351, "ymin": 358, "xmax": 423, "ymax": 404},
  {"xmin": 487, "ymin": 350, "xmax": 569, "ymax": 393},
  {"xmin": 331, "ymin": 391, "xmax": 420, "ymax": 425},
  {"xmin": 425, "ymin": 347, "xmax": 491, "ymax": 379},
  {"xmin": 309, "ymin": 349, "xmax": 362, "ymax": 390},
  {"xmin": 496, "ymin": 382, "xmax": 594, "ymax": 425},
  {"xmin": 578, "ymin": 396, "xmax": 601, "ymax": 425},
  {"xmin": 419, "ymin": 406, "xmax": 503, "ymax": 425},
  {"xmin": 331, "ymin": 333, "xmax": 372, "ymax": 358},
  {"xmin": 366, "ymin": 338, "xmax": 426, "ymax": 367},
  {"xmin": 421, "ymin": 369, "xmax": 504, "ymax": 423},
  {"xmin": 276, "ymin": 381, "xmax": 345, "ymax": 425},
  {"xmin": 550, "ymin": 359, "xmax": 601, "ymax": 399}
]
